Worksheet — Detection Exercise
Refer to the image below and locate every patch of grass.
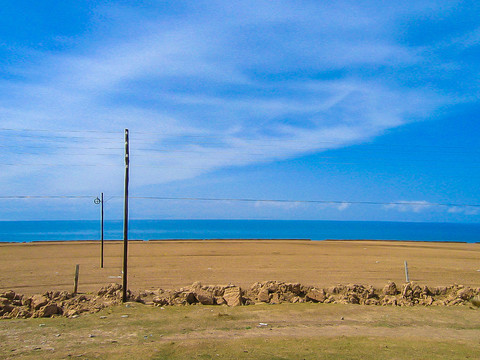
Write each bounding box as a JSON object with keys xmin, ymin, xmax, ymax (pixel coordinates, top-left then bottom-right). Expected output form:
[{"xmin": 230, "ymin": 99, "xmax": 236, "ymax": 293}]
[
  {"xmin": 1, "ymin": 303, "xmax": 480, "ymax": 359},
  {"xmin": 150, "ymin": 337, "xmax": 480, "ymax": 360}
]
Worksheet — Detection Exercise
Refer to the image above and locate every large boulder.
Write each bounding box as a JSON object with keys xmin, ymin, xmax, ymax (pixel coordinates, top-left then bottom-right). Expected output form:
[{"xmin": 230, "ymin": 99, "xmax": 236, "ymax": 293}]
[
  {"xmin": 223, "ymin": 286, "xmax": 242, "ymax": 306},
  {"xmin": 195, "ymin": 290, "xmax": 214, "ymax": 305},
  {"xmin": 31, "ymin": 295, "xmax": 49, "ymax": 310},
  {"xmin": 257, "ymin": 288, "xmax": 270, "ymax": 303},
  {"xmin": 0, "ymin": 303, "xmax": 14, "ymax": 316},
  {"xmin": 1, "ymin": 291, "xmax": 16, "ymax": 300},
  {"xmin": 38, "ymin": 303, "xmax": 61, "ymax": 317},
  {"xmin": 382, "ymin": 282, "xmax": 397, "ymax": 296},
  {"xmin": 306, "ymin": 288, "xmax": 326, "ymax": 303}
]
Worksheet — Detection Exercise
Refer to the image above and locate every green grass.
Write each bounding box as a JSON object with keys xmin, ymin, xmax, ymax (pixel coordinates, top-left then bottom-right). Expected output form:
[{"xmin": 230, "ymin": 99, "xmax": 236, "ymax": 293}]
[
  {"xmin": 151, "ymin": 338, "xmax": 480, "ymax": 360},
  {"xmin": 1, "ymin": 303, "xmax": 479, "ymax": 359}
]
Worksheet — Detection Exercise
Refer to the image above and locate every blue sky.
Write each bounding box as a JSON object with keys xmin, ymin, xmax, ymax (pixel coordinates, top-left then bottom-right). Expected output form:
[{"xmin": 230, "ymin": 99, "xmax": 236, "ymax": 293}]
[{"xmin": 0, "ymin": 0, "xmax": 479, "ymax": 222}]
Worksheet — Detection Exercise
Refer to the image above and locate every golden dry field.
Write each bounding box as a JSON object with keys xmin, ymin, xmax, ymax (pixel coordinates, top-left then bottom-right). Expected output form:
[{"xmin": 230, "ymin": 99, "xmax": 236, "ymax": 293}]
[{"xmin": 1, "ymin": 239, "xmax": 479, "ymax": 295}]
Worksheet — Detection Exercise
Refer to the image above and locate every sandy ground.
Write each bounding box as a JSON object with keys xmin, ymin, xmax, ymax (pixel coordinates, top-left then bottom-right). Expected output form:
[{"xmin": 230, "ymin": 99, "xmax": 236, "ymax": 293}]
[{"xmin": 0, "ymin": 239, "xmax": 479, "ymax": 295}]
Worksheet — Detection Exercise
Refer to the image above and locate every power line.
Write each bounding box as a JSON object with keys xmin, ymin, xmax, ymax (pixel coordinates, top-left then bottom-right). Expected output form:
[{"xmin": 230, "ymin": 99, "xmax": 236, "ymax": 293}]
[
  {"xmin": 0, "ymin": 151, "xmax": 122, "ymax": 156},
  {"xmin": 0, "ymin": 144, "xmax": 123, "ymax": 150},
  {"xmin": 1, "ymin": 127, "xmax": 479, "ymax": 151},
  {"xmin": 0, "ymin": 127, "xmax": 123, "ymax": 134},
  {"xmin": 119, "ymin": 196, "xmax": 480, "ymax": 209},
  {"xmin": 0, "ymin": 163, "xmax": 122, "ymax": 167},
  {"xmin": 1, "ymin": 194, "xmax": 478, "ymax": 209},
  {"xmin": 0, "ymin": 132, "xmax": 122, "ymax": 141},
  {"xmin": 0, "ymin": 195, "xmax": 95, "ymax": 199}
]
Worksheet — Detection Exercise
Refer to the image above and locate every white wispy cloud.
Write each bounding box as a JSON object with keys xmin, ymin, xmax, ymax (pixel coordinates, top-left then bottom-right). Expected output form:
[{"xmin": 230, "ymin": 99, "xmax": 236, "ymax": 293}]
[
  {"xmin": 447, "ymin": 206, "xmax": 479, "ymax": 216},
  {"xmin": 384, "ymin": 201, "xmax": 433, "ymax": 213},
  {"xmin": 384, "ymin": 201, "xmax": 479, "ymax": 216},
  {"xmin": 0, "ymin": 1, "xmax": 472, "ymax": 197}
]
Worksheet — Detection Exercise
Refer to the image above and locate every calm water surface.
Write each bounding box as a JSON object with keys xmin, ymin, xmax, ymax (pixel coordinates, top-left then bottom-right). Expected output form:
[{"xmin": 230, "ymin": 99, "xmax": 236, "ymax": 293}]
[{"xmin": 0, "ymin": 220, "xmax": 479, "ymax": 243}]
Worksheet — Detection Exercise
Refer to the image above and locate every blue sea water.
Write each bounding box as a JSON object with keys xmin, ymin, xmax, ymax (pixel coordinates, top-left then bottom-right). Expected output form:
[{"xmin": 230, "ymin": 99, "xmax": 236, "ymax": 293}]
[{"xmin": 0, "ymin": 220, "xmax": 479, "ymax": 243}]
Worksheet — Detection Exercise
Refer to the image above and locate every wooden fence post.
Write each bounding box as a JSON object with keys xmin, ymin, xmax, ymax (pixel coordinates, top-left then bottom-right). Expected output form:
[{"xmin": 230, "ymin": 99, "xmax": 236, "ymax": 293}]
[{"xmin": 73, "ymin": 264, "xmax": 80, "ymax": 295}]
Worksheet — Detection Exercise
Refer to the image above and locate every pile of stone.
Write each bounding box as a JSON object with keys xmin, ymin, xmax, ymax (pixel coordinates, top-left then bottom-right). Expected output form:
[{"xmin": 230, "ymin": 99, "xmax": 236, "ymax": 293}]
[
  {"xmin": 1, "ymin": 281, "xmax": 479, "ymax": 319},
  {"xmin": 0, "ymin": 284, "xmax": 126, "ymax": 319}
]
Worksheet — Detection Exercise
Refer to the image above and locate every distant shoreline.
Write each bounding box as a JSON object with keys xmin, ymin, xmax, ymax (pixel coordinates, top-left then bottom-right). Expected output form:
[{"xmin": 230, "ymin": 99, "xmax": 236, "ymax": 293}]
[{"xmin": 1, "ymin": 219, "xmax": 479, "ymax": 243}]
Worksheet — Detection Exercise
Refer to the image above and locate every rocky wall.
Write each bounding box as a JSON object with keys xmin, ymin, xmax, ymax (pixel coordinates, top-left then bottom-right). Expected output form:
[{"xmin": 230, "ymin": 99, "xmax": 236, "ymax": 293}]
[{"xmin": 1, "ymin": 281, "xmax": 479, "ymax": 319}]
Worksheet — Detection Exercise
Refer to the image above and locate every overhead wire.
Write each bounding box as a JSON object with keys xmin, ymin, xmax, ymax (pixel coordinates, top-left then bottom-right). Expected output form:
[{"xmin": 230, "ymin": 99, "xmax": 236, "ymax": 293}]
[
  {"xmin": 0, "ymin": 195, "xmax": 95, "ymax": 199},
  {"xmin": 1, "ymin": 127, "xmax": 479, "ymax": 151},
  {"xmin": 113, "ymin": 196, "xmax": 480, "ymax": 209},
  {"xmin": 1, "ymin": 195, "xmax": 478, "ymax": 209}
]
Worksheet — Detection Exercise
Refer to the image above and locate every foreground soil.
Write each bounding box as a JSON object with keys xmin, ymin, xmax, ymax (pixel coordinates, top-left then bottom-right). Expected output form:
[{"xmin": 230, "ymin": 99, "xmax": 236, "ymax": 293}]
[
  {"xmin": 1, "ymin": 303, "xmax": 480, "ymax": 359},
  {"xmin": 0, "ymin": 240, "xmax": 479, "ymax": 295}
]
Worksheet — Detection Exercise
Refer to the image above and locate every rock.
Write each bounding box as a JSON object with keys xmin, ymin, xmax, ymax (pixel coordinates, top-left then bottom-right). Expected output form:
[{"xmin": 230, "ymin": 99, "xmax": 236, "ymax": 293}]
[
  {"xmin": 195, "ymin": 290, "xmax": 214, "ymax": 305},
  {"xmin": 282, "ymin": 283, "xmax": 302, "ymax": 295},
  {"xmin": 382, "ymin": 295, "xmax": 398, "ymax": 306},
  {"xmin": 281, "ymin": 292, "xmax": 295, "ymax": 303},
  {"xmin": 402, "ymin": 283, "xmax": 413, "ymax": 299},
  {"xmin": 31, "ymin": 295, "xmax": 49, "ymax": 310},
  {"xmin": 306, "ymin": 288, "xmax": 326, "ymax": 303},
  {"xmin": 264, "ymin": 281, "xmax": 279, "ymax": 293},
  {"xmin": 421, "ymin": 286, "xmax": 431, "ymax": 296},
  {"xmin": 383, "ymin": 282, "xmax": 397, "ymax": 296},
  {"xmin": 1, "ymin": 291, "xmax": 16, "ymax": 300},
  {"xmin": 152, "ymin": 296, "xmax": 169, "ymax": 306},
  {"xmin": 270, "ymin": 293, "xmax": 282, "ymax": 304},
  {"xmin": 38, "ymin": 303, "xmax": 61, "ymax": 317},
  {"xmin": 412, "ymin": 285, "xmax": 422, "ymax": 298},
  {"xmin": 0, "ymin": 297, "xmax": 10, "ymax": 306},
  {"xmin": 324, "ymin": 296, "xmax": 335, "ymax": 304},
  {"xmin": 457, "ymin": 288, "xmax": 474, "ymax": 301},
  {"xmin": 214, "ymin": 296, "xmax": 226, "ymax": 305},
  {"xmin": 65, "ymin": 309, "xmax": 79, "ymax": 318},
  {"xmin": 365, "ymin": 298, "xmax": 380, "ymax": 305},
  {"xmin": 327, "ymin": 286, "xmax": 342, "ymax": 295},
  {"xmin": 347, "ymin": 294, "xmax": 360, "ymax": 304},
  {"xmin": 97, "ymin": 283, "xmax": 122, "ymax": 297},
  {"xmin": 223, "ymin": 286, "xmax": 242, "ymax": 306},
  {"xmin": 257, "ymin": 288, "xmax": 270, "ymax": 303},
  {"xmin": 191, "ymin": 281, "xmax": 202, "ymax": 289},
  {"xmin": 185, "ymin": 292, "xmax": 197, "ymax": 305},
  {"xmin": 433, "ymin": 286, "xmax": 448, "ymax": 296},
  {"xmin": 169, "ymin": 291, "xmax": 195, "ymax": 306},
  {"xmin": 0, "ymin": 303, "xmax": 14, "ymax": 316},
  {"xmin": 419, "ymin": 296, "xmax": 433, "ymax": 306}
]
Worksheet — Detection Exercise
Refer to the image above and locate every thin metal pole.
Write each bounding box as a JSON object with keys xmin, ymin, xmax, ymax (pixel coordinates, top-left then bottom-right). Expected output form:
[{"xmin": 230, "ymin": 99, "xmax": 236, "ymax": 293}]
[
  {"xmin": 100, "ymin": 192, "xmax": 104, "ymax": 268},
  {"xmin": 122, "ymin": 129, "xmax": 129, "ymax": 302}
]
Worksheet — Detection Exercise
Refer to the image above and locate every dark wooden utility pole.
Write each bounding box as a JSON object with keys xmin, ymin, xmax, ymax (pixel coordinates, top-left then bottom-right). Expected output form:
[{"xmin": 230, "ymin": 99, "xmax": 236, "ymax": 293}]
[
  {"xmin": 122, "ymin": 129, "xmax": 130, "ymax": 302},
  {"xmin": 100, "ymin": 192, "xmax": 104, "ymax": 268}
]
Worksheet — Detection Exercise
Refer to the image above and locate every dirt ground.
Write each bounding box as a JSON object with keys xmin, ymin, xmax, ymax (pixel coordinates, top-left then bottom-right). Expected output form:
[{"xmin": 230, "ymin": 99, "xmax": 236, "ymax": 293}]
[
  {"xmin": 1, "ymin": 302, "xmax": 480, "ymax": 359},
  {"xmin": 0, "ymin": 240, "xmax": 479, "ymax": 295}
]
